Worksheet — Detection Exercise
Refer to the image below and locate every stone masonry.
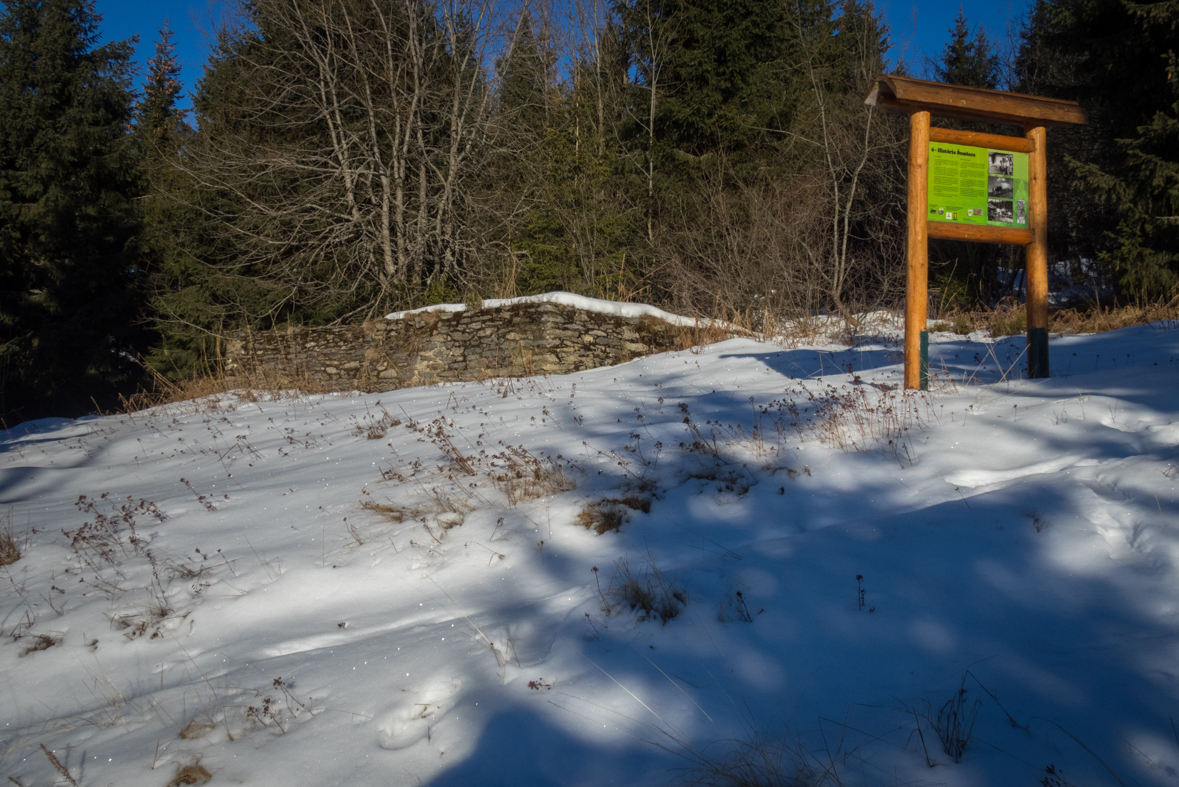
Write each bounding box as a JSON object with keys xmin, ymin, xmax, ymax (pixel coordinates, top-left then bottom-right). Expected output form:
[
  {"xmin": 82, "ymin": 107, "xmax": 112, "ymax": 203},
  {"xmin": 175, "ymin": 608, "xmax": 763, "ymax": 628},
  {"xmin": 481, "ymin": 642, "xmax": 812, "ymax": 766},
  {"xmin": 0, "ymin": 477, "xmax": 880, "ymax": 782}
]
[{"xmin": 224, "ymin": 301, "xmax": 685, "ymax": 392}]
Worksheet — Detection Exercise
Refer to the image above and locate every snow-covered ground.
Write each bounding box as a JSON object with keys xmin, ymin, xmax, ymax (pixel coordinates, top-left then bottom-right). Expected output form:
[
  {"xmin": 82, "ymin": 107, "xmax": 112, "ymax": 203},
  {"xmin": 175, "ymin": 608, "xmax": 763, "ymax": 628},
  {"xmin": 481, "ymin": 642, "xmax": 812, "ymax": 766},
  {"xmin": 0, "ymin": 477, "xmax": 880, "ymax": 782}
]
[{"xmin": 2, "ymin": 317, "xmax": 1178, "ymax": 787}]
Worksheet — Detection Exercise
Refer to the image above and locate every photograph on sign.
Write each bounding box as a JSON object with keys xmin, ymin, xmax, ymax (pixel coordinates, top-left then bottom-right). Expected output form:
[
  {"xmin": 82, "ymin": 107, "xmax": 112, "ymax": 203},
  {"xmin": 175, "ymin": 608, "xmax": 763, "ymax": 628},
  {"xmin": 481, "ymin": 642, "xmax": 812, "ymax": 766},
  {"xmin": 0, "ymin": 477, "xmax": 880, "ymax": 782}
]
[
  {"xmin": 928, "ymin": 142, "xmax": 1029, "ymax": 229},
  {"xmin": 988, "ymin": 152, "xmax": 1014, "ymax": 176}
]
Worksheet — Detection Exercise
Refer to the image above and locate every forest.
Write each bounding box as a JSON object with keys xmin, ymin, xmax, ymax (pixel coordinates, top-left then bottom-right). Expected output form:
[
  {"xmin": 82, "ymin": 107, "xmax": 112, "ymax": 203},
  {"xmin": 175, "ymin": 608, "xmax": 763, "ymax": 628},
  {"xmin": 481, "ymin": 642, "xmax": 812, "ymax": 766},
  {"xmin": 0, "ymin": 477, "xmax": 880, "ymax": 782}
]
[{"xmin": 0, "ymin": 0, "xmax": 1176, "ymax": 422}]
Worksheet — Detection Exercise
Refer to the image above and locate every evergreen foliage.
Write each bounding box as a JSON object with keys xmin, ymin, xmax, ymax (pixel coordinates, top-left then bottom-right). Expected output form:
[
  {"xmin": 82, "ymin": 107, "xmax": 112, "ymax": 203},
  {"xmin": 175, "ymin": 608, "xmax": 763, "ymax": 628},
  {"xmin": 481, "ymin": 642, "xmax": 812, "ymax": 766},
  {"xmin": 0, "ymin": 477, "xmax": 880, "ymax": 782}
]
[
  {"xmin": 1016, "ymin": 0, "xmax": 1178, "ymax": 295},
  {"xmin": 0, "ymin": 0, "xmax": 145, "ymax": 420},
  {"xmin": 933, "ymin": 9, "xmax": 1000, "ymax": 90},
  {"xmin": 138, "ymin": 21, "xmax": 185, "ymax": 152}
]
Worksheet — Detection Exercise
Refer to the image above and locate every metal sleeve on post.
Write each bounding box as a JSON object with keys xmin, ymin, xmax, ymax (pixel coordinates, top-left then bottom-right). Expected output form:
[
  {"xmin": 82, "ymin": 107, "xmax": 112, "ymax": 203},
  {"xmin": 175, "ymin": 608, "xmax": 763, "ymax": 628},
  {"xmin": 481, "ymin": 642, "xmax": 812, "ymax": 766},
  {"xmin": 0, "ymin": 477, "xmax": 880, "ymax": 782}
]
[
  {"xmin": 1028, "ymin": 327, "xmax": 1048, "ymax": 379},
  {"xmin": 920, "ymin": 331, "xmax": 929, "ymax": 390}
]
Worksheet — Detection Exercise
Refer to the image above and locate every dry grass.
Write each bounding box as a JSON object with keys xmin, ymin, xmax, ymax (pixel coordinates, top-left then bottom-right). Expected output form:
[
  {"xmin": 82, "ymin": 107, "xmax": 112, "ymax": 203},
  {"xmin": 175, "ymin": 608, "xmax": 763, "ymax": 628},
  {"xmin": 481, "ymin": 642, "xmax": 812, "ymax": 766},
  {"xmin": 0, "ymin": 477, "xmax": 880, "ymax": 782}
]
[
  {"xmin": 166, "ymin": 762, "xmax": 212, "ymax": 786},
  {"xmin": 576, "ymin": 497, "xmax": 650, "ymax": 535},
  {"xmin": 113, "ymin": 360, "xmax": 353, "ymax": 417},
  {"xmin": 178, "ymin": 718, "xmax": 215, "ymax": 740},
  {"xmin": 925, "ymin": 674, "xmax": 982, "ymax": 764},
  {"xmin": 809, "ymin": 387, "xmax": 934, "ymax": 458},
  {"xmin": 361, "ymin": 490, "xmax": 473, "ymax": 544},
  {"xmin": 983, "ymin": 301, "xmax": 1028, "ymax": 337},
  {"xmin": 617, "ymin": 496, "xmax": 651, "ymax": 514},
  {"xmin": 360, "ymin": 501, "xmax": 407, "ymax": 522},
  {"xmin": 117, "ymin": 372, "xmax": 230, "ymax": 413},
  {"xmin": 1049, "ymin": 295, "xmax": 1179, "ymax": 333},
  {"xmin": 929, "ymin": 312, "xmax": 975, "ymax": 336},
  {"xmin": 928, "ymin": 294, "xmax": 1179, "ymax": 339},
  {"xmin": 576, "ymin": 502, "xmax": 627, "ymax": 535},
  {"xmin": 613, "ymin": 555, "xmax": 686, "ymax": 625},
  {"xmin": 20, "ymin": 632, "xmax": 61, "ymax": 656},
  {"xmin": 489, "ymin": 445, "xmax": 577, "ymax": 506},
  {"xmin": 674, "ymin": 318, "xmax": 743, "ymax": 352},
  {"xmin": 679, "ymin": 728, "xmax": 858, "ymax": 787},
  {"xmin": 0, "ymin": 513, "xmax": 19, "ymax": 566}
]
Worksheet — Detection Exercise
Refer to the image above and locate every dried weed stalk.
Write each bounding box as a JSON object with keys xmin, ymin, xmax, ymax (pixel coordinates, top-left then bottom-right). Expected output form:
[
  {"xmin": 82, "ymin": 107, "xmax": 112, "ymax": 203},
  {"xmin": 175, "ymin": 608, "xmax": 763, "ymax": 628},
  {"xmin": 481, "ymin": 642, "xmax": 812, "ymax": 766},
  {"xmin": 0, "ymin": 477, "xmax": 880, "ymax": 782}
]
[
  {"xmin": 929, "ymin": 674, "xmax": 981, "ymax": 763},
  {"xmin": 352, "ymin": 405, "xmax": 401, "ymax": 439},
  {"xmin": 39, "ymin": 745, "xmax": 78, "ymax": 787},
  {"xmin": 680, "ymin": 728, "xmax": 854, "ymax": 787},
  {"xmin": 489, "ymin": 445, "xmax": 576, "ymax": 506},
  {"xmin": 65, "ymin": 494, "xmax": 166, "ymax": 572},
  {"xmin": 613, "ymin": 555, "xmax": 686, "ymax": 625},
  {"xmin": 424, "ymin": 418, "xmax": 477, "ymax": 476}
]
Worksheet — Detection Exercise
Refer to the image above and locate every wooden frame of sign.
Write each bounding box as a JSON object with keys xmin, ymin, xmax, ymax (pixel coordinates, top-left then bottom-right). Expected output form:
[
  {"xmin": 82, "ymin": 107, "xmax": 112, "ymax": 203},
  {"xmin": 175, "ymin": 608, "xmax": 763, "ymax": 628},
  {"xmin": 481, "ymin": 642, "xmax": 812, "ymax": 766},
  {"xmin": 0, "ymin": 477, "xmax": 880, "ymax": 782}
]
[{"xmin": 864, "ymin": 75, "xmax": 1088, "ymax": 389}]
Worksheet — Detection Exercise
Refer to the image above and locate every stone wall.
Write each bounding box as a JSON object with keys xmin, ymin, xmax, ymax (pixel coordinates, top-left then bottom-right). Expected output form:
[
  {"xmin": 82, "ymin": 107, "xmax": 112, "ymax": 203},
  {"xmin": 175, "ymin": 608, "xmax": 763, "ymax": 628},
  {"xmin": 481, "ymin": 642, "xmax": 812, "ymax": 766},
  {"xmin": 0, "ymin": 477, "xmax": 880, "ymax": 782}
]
[{"xmin": 224, "ymin": 302, "xmax": 686, "ymax": 392}]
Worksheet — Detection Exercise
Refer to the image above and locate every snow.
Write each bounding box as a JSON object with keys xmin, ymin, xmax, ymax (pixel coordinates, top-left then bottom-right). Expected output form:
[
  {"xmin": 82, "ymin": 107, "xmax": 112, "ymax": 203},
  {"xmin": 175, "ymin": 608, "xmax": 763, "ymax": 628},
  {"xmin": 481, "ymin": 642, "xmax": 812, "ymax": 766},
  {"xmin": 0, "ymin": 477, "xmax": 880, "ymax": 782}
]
[
  {"xmin": 2, "ymin": 316, "xmax": 1179, "ymax": 787},
  {"xmin": 385, "ymin": 291, "xmax": 706, "ymax": 327}
]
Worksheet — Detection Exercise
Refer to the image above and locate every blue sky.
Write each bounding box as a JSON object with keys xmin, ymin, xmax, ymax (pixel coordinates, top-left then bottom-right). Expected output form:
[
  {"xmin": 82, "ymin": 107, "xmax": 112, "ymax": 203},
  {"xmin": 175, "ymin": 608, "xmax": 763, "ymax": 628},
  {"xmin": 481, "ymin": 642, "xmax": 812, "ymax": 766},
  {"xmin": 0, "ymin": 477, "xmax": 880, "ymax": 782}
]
[{"xmin": 95, "ymin": 0, "xmax": 1032, "ymax": 111}]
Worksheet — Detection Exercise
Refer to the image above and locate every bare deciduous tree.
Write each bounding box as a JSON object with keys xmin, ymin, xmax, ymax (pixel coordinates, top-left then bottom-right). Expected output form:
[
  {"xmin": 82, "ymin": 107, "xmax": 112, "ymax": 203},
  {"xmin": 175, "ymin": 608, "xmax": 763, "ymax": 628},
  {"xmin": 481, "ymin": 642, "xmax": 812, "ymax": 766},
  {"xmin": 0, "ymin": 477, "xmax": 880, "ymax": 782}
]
[{"xmin": 178, "ymin": 0, "xmax": 503, "ymax": 323}]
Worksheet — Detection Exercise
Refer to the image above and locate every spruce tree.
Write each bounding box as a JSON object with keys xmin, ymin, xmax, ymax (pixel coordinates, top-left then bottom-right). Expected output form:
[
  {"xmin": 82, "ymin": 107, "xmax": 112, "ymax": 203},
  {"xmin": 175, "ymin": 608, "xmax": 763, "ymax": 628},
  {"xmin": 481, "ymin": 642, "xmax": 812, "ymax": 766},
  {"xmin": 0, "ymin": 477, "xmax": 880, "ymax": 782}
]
[
  {"xmin": 1054, "ymin": 0, "xmax": 1178, "ymax": 294},
  {"xmin": 137, "ymin": 21, "xmax": 186, "ymax": 156},
  {"xmin": 934, "ymin": 9, "xmax": 1000, "ymax": 89},
  {"xmin": 498, "ymin": 11, "xmax": 550, "ymax": 135},
  {"xmin": 0, "ymin": 0, "xmax": 143, "ymax": 421},
  {"xmin": 614, "ymin": 0, "xmax": 804, "ymax": 159}
]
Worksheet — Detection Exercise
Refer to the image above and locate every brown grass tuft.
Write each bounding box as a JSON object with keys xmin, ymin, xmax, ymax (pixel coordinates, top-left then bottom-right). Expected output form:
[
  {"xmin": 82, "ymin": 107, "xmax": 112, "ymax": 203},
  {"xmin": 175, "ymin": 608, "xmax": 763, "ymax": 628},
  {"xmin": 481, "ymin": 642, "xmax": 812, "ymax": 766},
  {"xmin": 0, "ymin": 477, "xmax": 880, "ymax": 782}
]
[
  {"xmin": 618, "ymin": 496, "xmax": 651, "ymax": 514},
  {"xmin": 360, "ymin": 501, "xmax": 407, "ymax": 522},
  {"xmin": 613, "ymin": 555, "xmax": 686, "ymax": 625},
  {"xmin": 576, "ymin": 502, "xmax": 627, "ymax": 535},
  {"xmin": 0, "ymin": 532, "xmax": 18, "ymax": 567},
  {"xmin": 166, "ymin": 762, "xmax": 212, "ymax": 786},
  {"xmin": 0, "ymin": 508, "xmax": 20, "ymax": 566},
  {"xmin": 20, "ymin": 633, "xmax": 60, "ymax": 656},
  {"xmin": 178, "ymin": 719, "xmax": 215, "ymax": 740},
  {"xmin": 575, "ymin": 495, "xmax": 651, "ymax": 535}
]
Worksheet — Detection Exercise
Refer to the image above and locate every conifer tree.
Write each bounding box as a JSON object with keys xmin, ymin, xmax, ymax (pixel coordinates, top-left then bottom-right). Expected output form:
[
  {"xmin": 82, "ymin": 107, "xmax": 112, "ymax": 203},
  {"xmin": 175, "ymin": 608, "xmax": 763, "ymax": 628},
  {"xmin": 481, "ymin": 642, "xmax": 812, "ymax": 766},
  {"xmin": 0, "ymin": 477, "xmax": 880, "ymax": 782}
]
[
  {"xmin": 934, "ymin": 9, "xmax": 1000, "ymax": 89},
  {"xmin": 137, "ymin": 21, "xmax": 186, "ymax": 155},
  {"xmin": 614, "ymin": 0, "xmax": 804, "ymax": 160},
  {"xmin": 1055, "ymin": 0, "xmax": 1178, "ymax": 294},
  {"xmin": 498, "ymin": 11, "xmax": 550, "ymax": 135},
  {"xmin": 135, "ymin": 23, "xmax": 206, "ymax": 380},
  {"xmin": 1013, "ymin": 0, "xmax": 1177, "ymax": 295},
  {"xmin": 0, "ymin": 0, "xmax": 143, "ymax": 420}
]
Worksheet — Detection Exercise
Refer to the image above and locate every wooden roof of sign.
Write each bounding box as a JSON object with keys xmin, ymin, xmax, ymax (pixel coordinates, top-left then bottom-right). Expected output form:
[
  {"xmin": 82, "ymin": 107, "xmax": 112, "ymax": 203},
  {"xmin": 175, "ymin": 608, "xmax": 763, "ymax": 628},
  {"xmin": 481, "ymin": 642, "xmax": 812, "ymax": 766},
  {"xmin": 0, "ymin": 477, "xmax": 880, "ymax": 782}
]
[{"xmin": 865, "ymin": 75, "xmax": 1088, "ymax": 127}]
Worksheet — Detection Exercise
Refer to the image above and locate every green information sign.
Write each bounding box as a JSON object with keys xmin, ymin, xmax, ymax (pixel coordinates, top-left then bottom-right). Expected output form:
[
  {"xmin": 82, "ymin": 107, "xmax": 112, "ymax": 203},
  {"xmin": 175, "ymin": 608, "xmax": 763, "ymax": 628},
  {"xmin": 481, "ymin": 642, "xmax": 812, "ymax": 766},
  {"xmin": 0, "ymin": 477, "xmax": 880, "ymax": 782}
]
[{"xmin": 928, "ymin": 142, "xmax": 1029, "ymax": 228}]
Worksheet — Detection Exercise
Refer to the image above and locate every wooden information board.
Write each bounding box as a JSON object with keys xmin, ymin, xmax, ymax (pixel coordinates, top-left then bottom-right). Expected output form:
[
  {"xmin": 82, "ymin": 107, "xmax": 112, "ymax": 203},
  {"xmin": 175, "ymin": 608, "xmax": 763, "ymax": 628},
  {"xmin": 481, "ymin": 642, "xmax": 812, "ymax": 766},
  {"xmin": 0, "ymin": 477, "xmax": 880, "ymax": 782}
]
[{"xmin": 864, "ymin": 76, "xmax": 1087, "ymax": 389}]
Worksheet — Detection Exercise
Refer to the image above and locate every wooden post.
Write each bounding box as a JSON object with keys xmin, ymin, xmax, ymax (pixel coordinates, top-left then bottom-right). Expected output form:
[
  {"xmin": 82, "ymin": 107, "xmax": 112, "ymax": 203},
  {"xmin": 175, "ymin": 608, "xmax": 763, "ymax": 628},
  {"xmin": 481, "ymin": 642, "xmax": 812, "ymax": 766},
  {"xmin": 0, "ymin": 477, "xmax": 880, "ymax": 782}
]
[
  {"xmin": 1025, "ymin": 124, "xmax": 1049, "ymax": 378},
  {"xmin": 905, "ymin": 110, "xmax": 930, "ymax": 390}
]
